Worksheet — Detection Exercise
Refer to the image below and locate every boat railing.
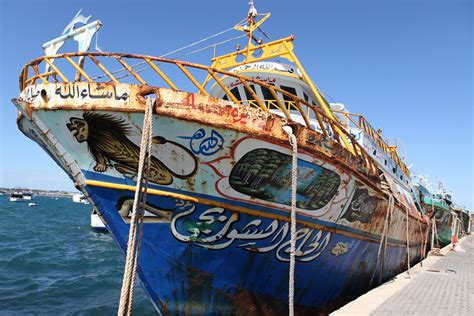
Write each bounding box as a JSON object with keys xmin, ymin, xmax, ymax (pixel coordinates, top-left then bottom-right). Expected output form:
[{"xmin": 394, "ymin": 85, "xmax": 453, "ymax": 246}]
[
  {"xmin": 19, "ymin": 52, "xmax": 381, "ymax": 178},
  {"xmin": 333, "ymin": 110, "xmax": 409, "ymax": 176}
]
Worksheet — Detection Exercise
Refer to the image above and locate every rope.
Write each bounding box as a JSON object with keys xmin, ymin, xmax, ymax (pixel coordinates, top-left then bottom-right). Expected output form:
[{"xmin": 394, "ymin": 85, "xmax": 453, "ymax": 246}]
[
  {"xmin": 429, "ymin": 197, "xmax": 441, "ymax": 251},
  {"xmin": 416, "ymin": 218, "xmax": 426, "ymax": 266},
  {"xmin": 283, "ymin": 126, "xmax": 298, "ymax": 316},
  {"xmin": 369, "ymin": 181, "xmax": 394, "ymax": 287},
  {"xmin": 118, "ymin": 98, "xmax": 154, "ymax": 316},
  {"xmin": 432, "ymin": 217, "xmax": 440, "ymax": 248},
  {"xmin": 405, "ymin": 207, "xmax": 411, "ymax": 277}
]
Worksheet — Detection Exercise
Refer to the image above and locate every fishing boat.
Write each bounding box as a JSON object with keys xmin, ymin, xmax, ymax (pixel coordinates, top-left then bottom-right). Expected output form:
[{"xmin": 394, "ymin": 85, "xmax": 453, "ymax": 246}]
[
  {"xmin": 412, "ymin": 179, "xmax": 452, "ymax": 247},
  {"xmin": 11, "ymin": 4, "xmax": 430, "ymax": 314},
  {"xmin": 23, "ymin": 192, "xmax": 33, "ymax": 200},
  {"xmin": 9, "ymin": 192, "xmax": 24, "ymax": 202}
]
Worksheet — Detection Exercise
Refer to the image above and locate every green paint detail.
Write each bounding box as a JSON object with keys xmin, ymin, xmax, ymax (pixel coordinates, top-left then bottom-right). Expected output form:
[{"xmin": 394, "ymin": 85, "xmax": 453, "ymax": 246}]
[{"xmin": 422, "ymin": 197, "xmax": 449, "ymax": 210}]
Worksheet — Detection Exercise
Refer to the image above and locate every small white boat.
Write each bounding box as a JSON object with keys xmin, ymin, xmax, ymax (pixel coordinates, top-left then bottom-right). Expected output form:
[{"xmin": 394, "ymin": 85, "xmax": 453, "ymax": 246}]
[
  {"xmin": 28, "ymin": 202, "xmax": 37, "ymax": 207},
  {"xmin": 23, "ymin": 192, "xmax": 33, "ymax": 200},
  {"xmin": 72, "ymin": 192, "xmax": 90, "ymax": 204},
  {"xmin": 9, "ymin": 192, "xmax": 24, "ymax": 202},
  {"xmin": 90, "ymin": 209, "xmax": 107, "ymax": 232}
]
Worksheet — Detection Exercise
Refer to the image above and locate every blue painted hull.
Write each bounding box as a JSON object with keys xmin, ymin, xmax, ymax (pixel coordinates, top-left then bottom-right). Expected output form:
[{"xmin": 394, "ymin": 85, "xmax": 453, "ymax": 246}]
[
  {"xmin": 86, "ymin": 174, "xmax": 420, "ymax": 315},
  {"xmin": 12, "ymin": 95, "xmax": 427, "ymax": 314}
]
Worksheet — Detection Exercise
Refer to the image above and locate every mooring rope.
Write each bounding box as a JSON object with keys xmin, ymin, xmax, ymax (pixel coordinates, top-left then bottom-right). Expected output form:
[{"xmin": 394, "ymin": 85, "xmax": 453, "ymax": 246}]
[
  {"xmin": 405, "ymin": 207, "xmax": 411, "ymax": 277},
  {"xmin": 283, "ymin": 126, "xmax": 297, "ymax": 316},
  {"xmin": 369, "ymin": 181, "xmax": 394, "ymax": 287},
  {"xmin": 416, "ymin": 217, "xmax": 426, "ymax": 266},
  {"xmin": 429, "ymin": 198, "xmax": 441, "ymax": 251},
  {"xmin": 118, "ymin": 98, "xmax": 154, "ymax": 316}
]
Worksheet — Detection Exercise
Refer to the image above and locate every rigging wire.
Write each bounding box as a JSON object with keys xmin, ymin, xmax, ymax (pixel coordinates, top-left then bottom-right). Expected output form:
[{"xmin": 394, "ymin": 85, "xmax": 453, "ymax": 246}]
[
  {"xmin": 92, "ymin": 21, "xmax": 247, "ymax": 81},
  {"xmin": 255, "ymin": 25, "xmax": 340, "ymax": 105},
  {"xmin": 184, "ymin": 34, "xmax": 247, "ymax": 57},
  {"xmin": 112, "ymin": 34, "xmax": 247, "ymax": 81}
]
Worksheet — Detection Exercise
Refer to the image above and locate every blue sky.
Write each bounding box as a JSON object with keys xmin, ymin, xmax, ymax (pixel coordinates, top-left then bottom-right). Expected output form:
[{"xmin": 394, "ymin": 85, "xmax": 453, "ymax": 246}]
[{"xmin": 0, "ymin": 0, "xmax": 472, "ymax": 209}]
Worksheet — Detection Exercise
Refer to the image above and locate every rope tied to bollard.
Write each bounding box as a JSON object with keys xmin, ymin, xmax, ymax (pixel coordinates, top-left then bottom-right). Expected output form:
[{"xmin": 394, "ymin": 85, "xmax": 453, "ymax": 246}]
[
  {"xmin": 369, "ymin": 175, "xmax": 394, "ymax": 287},
  {"xmin": 283, "ymin": 125, "xmax": 297, "ymax": 316},
  {"xmin": 405, "ymin": 206, "xmax": 411, "ymax": 277},
  {"xmin": 118, "ymin": 98, "xmax": 154, "ymax": 316}
]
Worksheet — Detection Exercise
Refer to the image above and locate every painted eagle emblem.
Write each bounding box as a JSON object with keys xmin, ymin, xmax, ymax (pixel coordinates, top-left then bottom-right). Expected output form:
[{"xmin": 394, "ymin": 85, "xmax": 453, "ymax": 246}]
[{"xmin": 66, "ymin": 112, "xmax": 197, "ymax": 185}]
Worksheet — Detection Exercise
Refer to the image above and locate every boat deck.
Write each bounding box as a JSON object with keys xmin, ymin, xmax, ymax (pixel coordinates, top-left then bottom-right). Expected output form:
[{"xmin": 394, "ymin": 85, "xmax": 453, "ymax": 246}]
[{"xmin": 331, "ymin": 235, "xmax": 473, "ymax": 315}]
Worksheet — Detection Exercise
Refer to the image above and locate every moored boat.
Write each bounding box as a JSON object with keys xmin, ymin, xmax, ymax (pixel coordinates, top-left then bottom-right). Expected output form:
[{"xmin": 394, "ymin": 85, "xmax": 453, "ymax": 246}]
[
  {"xmin": 451, "ymin": 205, "xmax": 471, "ymax": 236},
  {"xmin": 72, "ymin": 192, "xmax": 90, "ymax": 204},
  {"xmin": 9, "ymin": 192, "xmax": 24, "ymax": 202},
  {"xmin": 11, "ymin": 5, "xmax": 430, "ymax": 314},
  {"xmin": 412, "ymin": 179, "xmax": 452, "ymax": 247}
]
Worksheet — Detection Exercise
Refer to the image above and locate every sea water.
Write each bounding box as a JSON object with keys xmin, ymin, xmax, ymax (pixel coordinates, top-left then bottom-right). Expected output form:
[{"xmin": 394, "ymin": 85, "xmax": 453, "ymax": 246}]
[{"xmin": 0, "ymin": 195, "xmax": 155, "ymax": 315}]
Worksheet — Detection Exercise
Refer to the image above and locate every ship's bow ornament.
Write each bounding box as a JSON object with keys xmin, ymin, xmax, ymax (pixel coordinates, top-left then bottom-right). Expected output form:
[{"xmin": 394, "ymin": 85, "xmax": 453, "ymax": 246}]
[{"xmin": 42, "ymin": 9, "xmax": 101, "ymax": 73}]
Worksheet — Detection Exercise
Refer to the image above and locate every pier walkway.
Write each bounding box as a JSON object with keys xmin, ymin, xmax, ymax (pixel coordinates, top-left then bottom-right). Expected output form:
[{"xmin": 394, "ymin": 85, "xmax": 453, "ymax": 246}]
[{"xmin": 331, "ymin": 235, "xmax": 473, "ymax": 315}]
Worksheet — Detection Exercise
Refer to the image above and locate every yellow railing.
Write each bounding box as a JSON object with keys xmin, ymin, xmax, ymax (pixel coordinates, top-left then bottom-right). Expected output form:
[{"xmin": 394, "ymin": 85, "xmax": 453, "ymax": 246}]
[
  {"xmin": 334, "ymin": 111, "xmax": 410, "ymax": 176},
  {"xmin": 19, "ymin": 52, "xmax": 381, "ymax": 178}
]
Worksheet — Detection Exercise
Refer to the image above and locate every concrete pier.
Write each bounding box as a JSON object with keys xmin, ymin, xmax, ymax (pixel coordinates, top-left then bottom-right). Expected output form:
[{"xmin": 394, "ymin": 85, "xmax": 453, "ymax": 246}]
[{"xmin": 331, "ymin": 235, "xmax": 473, "ymax": 315}]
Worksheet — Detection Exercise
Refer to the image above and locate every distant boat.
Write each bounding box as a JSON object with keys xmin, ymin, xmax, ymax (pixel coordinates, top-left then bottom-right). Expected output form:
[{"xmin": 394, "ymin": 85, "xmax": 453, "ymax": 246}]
[
  {"xmin": 23, "ymin": 192, "xmax": 33, "ymax": 200},
  {"xmin": 452, "ymin": 205, "xmax": 470, "ymax": 236},
  {"xmin": 72, "ymin": 193, "xmax": 90, "ymax": 204},
  {"xmin": 412, "ymin": 180, "xmax": 452, "ymax": 247},
  {"xmin": 28, "ymin": 202, "xmax": 38, "ymax": 207},
  {"xmin": 90, "ymin": 208, "xmax": 107, "ymax": 232},
  {"xmin": 9, "ymin": 192, "xmax": 24, "ymax": 202}
]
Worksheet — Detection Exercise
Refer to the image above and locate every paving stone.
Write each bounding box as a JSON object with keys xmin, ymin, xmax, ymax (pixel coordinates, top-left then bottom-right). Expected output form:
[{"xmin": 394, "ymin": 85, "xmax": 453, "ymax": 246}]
[{"xmin": 371, "ymin": 236, "xmax": 473, "ymax": 315}]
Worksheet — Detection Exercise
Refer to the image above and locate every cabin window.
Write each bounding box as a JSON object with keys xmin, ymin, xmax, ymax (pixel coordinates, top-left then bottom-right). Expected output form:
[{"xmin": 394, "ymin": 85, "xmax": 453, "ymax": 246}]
[
  {"xmin": 260, "ymin": 84, "xmax": 278, "ymax": 109},
  {"xmin": 280, "ymin": 85, "xmax": 297, "ymax": 102},
  {"xmin": 230, "ymin": 87, "xmax": 242, "ymax": 101},
  {"xmin": 243, "ymin": 84, "xmax": 257, "ymax": 101},
  {"xmin": 303, "ymin": 92, "xmax": 309, "ymax": 102},
  {"xmin": 229, "ymin": 148, "xmax": 341, "ymax": 210}
]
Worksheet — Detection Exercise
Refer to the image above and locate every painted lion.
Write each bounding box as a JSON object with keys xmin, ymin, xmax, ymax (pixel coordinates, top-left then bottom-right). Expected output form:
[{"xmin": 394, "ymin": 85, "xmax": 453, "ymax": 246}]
[{"xmin": 66, "ymin": 112, "xmax": 196, "ymax": 185}]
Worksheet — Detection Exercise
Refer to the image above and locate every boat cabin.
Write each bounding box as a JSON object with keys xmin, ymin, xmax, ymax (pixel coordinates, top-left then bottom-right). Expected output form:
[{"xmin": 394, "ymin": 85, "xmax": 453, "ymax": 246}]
[
  {"xmin": 210, "ymin": 62, "xmax": 319, "ymax": 108},
  {"xmin": 210, "ymin": 61, "xmax": 411, "ymax": 189}
]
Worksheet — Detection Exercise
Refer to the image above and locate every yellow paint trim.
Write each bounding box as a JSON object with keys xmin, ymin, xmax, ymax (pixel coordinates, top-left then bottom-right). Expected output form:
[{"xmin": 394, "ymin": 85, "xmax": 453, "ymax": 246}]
[
  {"xmin": 64, "ymin": 56, "xmax": 93, "ymax": 82},
  {"xmin": 145, "ymin": 58, "xmax": 178, "ymax": 91},
  {"xmin": 44, "ymin": 58, "xmax": 69, "ymax": 82},
  {"xmin": 176, "ymin": 63, "xmax": 209, "ymax": 96}
]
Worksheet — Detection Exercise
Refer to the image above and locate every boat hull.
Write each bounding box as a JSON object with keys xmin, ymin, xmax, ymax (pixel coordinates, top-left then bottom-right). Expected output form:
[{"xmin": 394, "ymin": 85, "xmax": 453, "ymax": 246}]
[
  {"xmin": 87, "ymin": 181, "xmax": 423, "ymax": 314},
  {"xmin": 13, "ymin": 83, "xmax": 429, "ymax": 314}
]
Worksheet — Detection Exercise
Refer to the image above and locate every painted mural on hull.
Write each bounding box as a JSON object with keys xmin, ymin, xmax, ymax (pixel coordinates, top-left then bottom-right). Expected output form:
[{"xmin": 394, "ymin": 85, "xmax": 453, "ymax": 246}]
[
  {"xmin": 49, "ymin": 110, "xmax": 423, "ymax": 244},
  {"xmin": 15, "ymin": 106, "xmax": 427, "ymax": 315}
]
